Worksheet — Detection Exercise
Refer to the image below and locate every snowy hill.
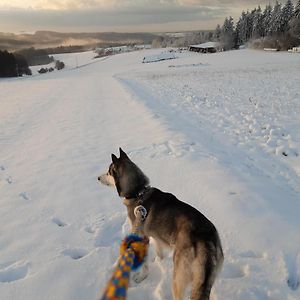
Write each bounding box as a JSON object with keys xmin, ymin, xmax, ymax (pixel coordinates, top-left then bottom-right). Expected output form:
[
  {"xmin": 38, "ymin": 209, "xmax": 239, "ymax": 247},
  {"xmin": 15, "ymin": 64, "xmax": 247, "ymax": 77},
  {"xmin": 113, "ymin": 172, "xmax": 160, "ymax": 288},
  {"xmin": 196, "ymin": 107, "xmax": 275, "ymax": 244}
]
[{"xmin": 0, "ymin": 49, "xmax": 300, "ymax": 300}]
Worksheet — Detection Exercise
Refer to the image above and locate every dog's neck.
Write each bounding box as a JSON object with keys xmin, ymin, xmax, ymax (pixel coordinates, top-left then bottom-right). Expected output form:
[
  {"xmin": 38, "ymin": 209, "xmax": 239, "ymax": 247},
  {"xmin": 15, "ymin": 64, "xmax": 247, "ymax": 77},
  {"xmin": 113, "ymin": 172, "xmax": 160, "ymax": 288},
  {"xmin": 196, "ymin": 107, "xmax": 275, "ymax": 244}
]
[{"xmin": 123, "ymin": 185, "xmax": 151, "ymax": 206}]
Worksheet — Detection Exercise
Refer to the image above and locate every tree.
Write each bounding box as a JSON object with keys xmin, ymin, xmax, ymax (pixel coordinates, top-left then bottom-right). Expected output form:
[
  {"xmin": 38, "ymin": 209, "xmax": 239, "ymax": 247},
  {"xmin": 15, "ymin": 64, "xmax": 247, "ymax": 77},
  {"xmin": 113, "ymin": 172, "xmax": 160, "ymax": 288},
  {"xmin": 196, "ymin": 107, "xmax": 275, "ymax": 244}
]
[
  {"xmin": 279, "ymin": 0, "xmax": 294, "ymax": 33},
  {"xmin": 14, "ymin": 53, "xmax": 32, "ymax": 76},
  {"xmin": 55, "ymin": 60, "xmax": 65, "ymax": 70},
  {"xmin": 213, "ymin": 24, "xmax": 221, "ymax": 40},
  {"xmin": 15, "ymin": 47, "xmax": 54, "ymax": 66},
  {"xmin": 217, "ymin": 0, "xmax": 298, "ymax": 50},
  {"xmin": 220, "ymin": 17, "xmax": 236, "ymax": 50},
  {"xmin": 289, "ymin": 0, "xmax": 300, "ymax": 38},
  {"xmin": 38, "ymin": 68, "xmax": 48, "ymax": 74},
  {"xmin": 294, "ymin": 0, "xmax": 300, "ymax": 18},
  {"xmin": 151, "ymin": 36, "xmax": 164, "ymax": 48},
  {"xmin": 269, "ymin": 1, "xmax": 282, "ymax": 36},
  {"xmin": 0, "ymin": 50, "xmax": 17, "ymax": 77},
  {"xmin": 0, "ymin": 50, "xmax": 31, "ymax": 77},
  {"xmin": 252, "ymin": 6, "xmax": 263, "ymax": 38},
  {"xmin": 262, "ymin": 4, "xmax": 273, "ymax": 37},
  {"xmin": 243, "ymin": 11, "xmax": 254, "ymax": 41},
  {"xmin": 236, "ymin": 11, "xmax": 248, "ymax": 44}
]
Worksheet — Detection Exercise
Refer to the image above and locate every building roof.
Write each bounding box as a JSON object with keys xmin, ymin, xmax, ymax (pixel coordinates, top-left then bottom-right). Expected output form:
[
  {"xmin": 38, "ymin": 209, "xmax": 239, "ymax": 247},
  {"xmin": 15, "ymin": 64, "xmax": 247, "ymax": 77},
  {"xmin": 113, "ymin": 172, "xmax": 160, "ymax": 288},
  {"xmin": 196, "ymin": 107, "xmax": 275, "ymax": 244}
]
[
  {"xmin": 143, "ymin": 52, "xmax": 175, "ymax": 63},
  {"xmin": 189, "ymin": 42, "xmax": 220, "ymax": 49}
]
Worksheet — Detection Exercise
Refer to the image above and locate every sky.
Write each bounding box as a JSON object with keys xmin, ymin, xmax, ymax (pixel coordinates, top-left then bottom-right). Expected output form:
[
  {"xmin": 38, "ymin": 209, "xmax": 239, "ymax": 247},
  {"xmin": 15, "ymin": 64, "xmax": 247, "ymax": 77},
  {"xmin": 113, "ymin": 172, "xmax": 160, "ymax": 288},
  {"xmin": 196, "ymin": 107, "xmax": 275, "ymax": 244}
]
[{"xmin": 0, "ymin": 1, "xmax": 292, "ymax": 33}]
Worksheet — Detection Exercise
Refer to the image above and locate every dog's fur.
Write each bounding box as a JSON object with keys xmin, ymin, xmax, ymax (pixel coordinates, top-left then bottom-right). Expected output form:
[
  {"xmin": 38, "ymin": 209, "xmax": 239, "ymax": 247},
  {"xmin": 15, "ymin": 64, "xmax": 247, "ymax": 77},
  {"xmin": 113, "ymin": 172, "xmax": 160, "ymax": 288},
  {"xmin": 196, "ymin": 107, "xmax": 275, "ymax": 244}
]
[{"xmin": 98, "ymin": 148, "xmax": 223, "ymax": 300}]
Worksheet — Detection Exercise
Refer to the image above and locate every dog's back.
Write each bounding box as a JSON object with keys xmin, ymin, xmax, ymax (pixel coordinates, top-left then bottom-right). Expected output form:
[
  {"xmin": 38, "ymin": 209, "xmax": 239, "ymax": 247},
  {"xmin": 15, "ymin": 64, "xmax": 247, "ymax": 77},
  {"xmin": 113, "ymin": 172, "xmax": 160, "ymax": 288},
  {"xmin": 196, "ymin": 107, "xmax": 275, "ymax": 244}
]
[{"xmin": 128, "ymin": 188, "xmax": 224, "ymax": 300}]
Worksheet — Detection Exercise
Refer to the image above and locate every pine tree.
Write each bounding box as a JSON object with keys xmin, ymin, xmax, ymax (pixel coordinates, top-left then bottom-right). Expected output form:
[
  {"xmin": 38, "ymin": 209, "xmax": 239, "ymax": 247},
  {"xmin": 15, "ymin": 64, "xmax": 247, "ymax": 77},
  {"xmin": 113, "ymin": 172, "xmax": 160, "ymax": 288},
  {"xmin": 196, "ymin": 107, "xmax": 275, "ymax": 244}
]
[
  {"xmin": 293, "ymin": 0, "xmax": 300, "ymax": 18},
  {"xmin": 269, "ymin": 1, "xmax": 282, "ymax": 36},
  {"xmin": 236, "ymin": 13, "xmax": 244, "ymax": 45},
  {"xmin": 252, "ymin": 6, "xmax": 263, "ymax": 38},
  {"xmin": 217, "ymin": 0, "xmax": 300, "ymax": 50},
  {"xmin": 213, "ymin": 24, "xmax": 221, "ymax": 40},
  {"xmin": 262, "ymin": 4, "xmax": 273, "ymax": 37},
  {"xmin": 289, "ymin": 0, "xmax": 300, "ymax": 38},
  {"xmin": 0, "ymin": 50, "xmax": 17, "ymax": 77},
  {"xmin": 244, "ymin": 11, "xmax": 253, "ymax": 41},
  {"xmin": 221, "ymin": 16, "xmax": 236, "ymax": 50},
  {"xmin": 279, "ymin": 0, "xmax": 294, "ymax": 33}
]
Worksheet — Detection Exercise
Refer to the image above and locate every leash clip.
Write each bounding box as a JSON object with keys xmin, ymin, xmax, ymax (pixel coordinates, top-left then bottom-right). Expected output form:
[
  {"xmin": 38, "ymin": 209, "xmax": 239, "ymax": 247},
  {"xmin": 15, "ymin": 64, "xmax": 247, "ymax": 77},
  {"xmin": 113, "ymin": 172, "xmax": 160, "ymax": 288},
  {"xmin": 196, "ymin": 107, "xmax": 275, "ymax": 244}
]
[{"xmin": 134, "ymin": 205, "xmax": 147, "ymax": 221}]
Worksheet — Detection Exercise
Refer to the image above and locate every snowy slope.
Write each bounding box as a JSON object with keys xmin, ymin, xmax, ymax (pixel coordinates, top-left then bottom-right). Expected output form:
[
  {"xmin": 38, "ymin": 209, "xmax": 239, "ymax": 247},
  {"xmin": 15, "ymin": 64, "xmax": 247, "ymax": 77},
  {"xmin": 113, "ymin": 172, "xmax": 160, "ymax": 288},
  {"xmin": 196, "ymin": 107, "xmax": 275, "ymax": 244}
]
[
  {"xmin": 0, "ymin": 49, "xmax": 300, "ymax": 300},
  {"xmin": 29, "ymin": 51, "xmax": 107, "ymax": 75}
]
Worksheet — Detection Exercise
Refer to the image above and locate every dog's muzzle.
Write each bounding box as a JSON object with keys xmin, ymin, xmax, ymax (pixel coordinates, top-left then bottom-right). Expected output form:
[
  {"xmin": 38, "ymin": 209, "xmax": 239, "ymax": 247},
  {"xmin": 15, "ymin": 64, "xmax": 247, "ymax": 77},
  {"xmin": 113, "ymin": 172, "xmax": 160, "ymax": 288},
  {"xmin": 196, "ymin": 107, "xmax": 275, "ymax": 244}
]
[{"xmin": 98, "ymin": 174, "xmax": 115, "ymax": 186}]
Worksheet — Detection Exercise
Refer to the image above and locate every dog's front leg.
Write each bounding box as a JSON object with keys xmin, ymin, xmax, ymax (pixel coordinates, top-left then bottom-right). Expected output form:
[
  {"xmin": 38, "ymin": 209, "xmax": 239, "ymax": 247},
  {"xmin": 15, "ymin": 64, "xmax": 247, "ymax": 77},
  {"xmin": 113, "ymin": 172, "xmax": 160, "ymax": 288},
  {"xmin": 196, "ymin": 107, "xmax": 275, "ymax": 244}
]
[{"xmin": 152, "ymin": 238, "xmax": 164, "ymax": 260}]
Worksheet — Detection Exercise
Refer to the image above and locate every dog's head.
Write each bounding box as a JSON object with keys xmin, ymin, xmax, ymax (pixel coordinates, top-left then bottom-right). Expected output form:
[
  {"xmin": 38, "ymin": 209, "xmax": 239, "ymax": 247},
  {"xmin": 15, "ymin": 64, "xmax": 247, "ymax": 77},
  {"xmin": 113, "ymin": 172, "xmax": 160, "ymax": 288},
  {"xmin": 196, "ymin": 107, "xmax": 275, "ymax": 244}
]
[{"xmin": 98, "ymin": 148, "xmax": 149, "ymax": 198}]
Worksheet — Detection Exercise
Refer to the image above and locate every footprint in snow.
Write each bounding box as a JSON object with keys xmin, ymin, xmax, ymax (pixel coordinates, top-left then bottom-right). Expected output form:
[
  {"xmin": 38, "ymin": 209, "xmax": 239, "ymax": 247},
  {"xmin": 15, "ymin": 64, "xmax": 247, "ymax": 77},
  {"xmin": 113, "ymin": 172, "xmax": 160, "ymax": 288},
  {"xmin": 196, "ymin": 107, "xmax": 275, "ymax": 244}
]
[
  {"xmin": 129, "ymin": 140, "xmax": 196, "ymax": 160},
  {"xmin": 52, "ymin": 217, "xmax": 67, "ymax": 227},
  {"xmin": 0, "ymin": 167, "xmax": 13, "ymax": 187},
  {"xmin": 6, "ymin": 176, "xmax": 13, "ymax": 184},
  {"xmin": 239, "ymin": 250, "xmax": 265, "ymax": 259},
  {"xmin": 19, "ymin": 192, "xmax": 29, "ymax": 200},
  {"xmin": 94, "ymin": 213, "xmax": 126, "ymax": 247},
  {"xmin": 221, "ymin": 263, "xmax": 249, "ymax": 279},
  {"xmin": 0, "ymin": 261, "xmax": 30, "ymax": 283},
  {"xmin": 82, "ymin": 215, "xmax": 106, "ymax": 234},
  {"xmin": 84, "ymin": 226, "xmax": 95, "ymax": 234},
  {"xmin": 62, "ymin": 248, "xmax": 89, "ymax": 260},
  {"xmin": 287, "ymin": 276, "xmax": 300, "ymax": 291},
  {"xmin": 284, "ymin": 253, "xmax": 300, "ymax": 291},
  {"xmin": 228, "ymin": 191, "xmax": 237, "ymax": 196}
]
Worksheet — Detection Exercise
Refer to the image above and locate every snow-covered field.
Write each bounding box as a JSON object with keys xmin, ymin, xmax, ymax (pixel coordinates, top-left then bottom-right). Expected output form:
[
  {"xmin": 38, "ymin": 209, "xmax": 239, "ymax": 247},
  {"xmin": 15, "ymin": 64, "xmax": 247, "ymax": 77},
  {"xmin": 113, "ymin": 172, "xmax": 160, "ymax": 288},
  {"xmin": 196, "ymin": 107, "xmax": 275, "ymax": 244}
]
[
  {"xmin": 29, "ymin": 51, "xmax": 107, "ymax": 75},
  {"xmin": 0, "ymin": 49, "xmax": 300, "ymax": 300}
]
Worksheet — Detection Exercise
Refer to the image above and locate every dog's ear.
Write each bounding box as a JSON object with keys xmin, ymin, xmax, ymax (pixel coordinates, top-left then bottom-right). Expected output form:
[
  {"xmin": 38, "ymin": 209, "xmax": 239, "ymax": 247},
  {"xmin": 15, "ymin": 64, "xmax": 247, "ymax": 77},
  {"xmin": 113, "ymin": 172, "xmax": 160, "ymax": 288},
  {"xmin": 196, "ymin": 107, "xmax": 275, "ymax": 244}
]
[
  {"xmin": 119, "ymin": 147, "xmax": 128, "ymax": 160},
  {"xmin": 111, "ymin": 154, "xmax": 118, "ymax": 164}
]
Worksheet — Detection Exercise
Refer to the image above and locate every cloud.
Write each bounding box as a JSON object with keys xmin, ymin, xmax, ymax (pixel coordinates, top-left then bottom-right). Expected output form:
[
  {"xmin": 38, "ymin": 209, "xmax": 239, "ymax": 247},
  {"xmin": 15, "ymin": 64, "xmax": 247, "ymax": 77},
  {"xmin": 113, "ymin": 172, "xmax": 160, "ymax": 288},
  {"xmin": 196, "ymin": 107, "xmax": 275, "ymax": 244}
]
[
  {"xmin": 0, "ymin": 0, "xmax": 294, "ymax": 10},
  {"xmin": 0, "ymin": 0, "xmax": 263, "ymax": 10},
  {"xmin": 1, "ymin": 0, "xmax": 292, "ymax": 32},
  {"xmin": 0, "ymin": 1, "xmax": 227, "ymax": 32}
]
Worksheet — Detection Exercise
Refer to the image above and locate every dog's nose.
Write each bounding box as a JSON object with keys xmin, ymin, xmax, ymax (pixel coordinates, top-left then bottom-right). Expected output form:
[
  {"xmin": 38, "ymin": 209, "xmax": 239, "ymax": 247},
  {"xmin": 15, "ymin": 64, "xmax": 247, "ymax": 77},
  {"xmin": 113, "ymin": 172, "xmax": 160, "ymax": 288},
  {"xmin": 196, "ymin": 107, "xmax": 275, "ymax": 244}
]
[{"xmin": 98, "ymin": 176, "xmax": 101, "ymax": 181}]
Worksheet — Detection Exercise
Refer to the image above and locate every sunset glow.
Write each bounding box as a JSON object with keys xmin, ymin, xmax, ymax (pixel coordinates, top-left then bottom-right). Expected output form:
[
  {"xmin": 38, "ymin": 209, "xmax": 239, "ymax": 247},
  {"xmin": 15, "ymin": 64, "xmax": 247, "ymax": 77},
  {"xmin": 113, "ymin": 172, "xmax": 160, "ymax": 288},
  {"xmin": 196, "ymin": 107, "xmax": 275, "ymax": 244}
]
[{"xmin": 0, "ymin": 1, "xmax": 294, "ymax": 33}]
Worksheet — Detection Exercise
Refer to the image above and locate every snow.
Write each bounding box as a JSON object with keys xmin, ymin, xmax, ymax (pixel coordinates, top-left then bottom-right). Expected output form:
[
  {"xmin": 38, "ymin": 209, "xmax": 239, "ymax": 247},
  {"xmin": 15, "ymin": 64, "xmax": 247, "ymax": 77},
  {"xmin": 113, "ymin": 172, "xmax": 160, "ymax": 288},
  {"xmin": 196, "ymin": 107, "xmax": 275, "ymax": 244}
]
[
  {"xmin": 143, "ymin": 52, "xmax": 176, "ymax": 63},
  {"xmin": 189, "ymin": 41, "xmax": 220, "ymax": 48},
  {"xmin": 1, "ymin": 48, "xmax": 300, "ymax": 300},
  {"xmin": 29, "ymin": 51, "xmax": 107, "ymax": 75}
]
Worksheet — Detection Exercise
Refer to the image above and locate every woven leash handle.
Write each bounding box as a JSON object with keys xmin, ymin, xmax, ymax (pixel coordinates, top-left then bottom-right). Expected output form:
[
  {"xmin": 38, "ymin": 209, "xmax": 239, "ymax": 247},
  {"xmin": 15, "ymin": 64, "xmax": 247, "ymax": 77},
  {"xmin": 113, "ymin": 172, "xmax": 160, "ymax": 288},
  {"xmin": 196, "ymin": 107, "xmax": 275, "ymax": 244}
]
[{"xmin": 100, "ymin": 205, "xmax": 149, "ymax": 300}]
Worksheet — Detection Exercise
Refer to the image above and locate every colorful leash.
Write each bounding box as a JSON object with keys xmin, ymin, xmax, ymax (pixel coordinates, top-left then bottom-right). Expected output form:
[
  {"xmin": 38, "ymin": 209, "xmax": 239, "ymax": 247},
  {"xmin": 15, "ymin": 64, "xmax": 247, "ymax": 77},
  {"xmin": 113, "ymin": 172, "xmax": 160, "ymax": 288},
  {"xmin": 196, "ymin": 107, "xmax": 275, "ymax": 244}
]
[{"xmin": 101, "ymin": 205, "xmax": 149, "ymax": 300}]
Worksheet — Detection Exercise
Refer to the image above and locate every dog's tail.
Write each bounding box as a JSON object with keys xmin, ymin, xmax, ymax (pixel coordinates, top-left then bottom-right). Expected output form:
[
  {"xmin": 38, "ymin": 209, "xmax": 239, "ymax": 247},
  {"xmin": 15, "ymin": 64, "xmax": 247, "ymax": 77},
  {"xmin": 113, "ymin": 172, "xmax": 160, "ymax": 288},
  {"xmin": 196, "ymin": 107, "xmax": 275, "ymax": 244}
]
[{"xmin": 191, "ymin": 234, "xmax": 224, "ymax": 300}]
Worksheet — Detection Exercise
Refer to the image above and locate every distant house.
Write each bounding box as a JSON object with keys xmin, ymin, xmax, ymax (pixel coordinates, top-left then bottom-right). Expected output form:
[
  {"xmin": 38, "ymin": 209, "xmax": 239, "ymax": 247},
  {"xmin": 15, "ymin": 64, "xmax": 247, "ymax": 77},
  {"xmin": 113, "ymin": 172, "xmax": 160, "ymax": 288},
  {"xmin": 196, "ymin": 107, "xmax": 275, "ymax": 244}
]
[
  {"xmin": 94, "ymin": 46, "xmax": 133, "ymax": 57},
  {"xmin": 264, "ymin": 48, "xmax": 280, "ymax": 52},
  {"xmin": 134, "ymin": 44, "xmax": 152, "ymax": 50},
  {"xmin": 189, "ymin": 42, "xmax": 220, "ymax": 53},
  {"xmin": 288, "ymin": 46, "xmax": 300, "ymax": 53}
]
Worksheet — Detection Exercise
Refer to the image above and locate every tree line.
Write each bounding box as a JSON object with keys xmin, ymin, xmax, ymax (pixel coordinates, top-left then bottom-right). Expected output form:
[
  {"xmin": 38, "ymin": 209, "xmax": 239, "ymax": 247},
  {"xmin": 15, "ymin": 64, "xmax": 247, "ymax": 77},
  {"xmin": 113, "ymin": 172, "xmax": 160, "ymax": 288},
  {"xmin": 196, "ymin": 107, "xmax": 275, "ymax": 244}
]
[
  {"xmin": 0, "ymin": 47, "xmax": 56, "ymax": 77},
  {"xmin": 151, "ymin": 31, "xmax": 214, "ymax": 49},
  {"xmin": 214, "ymin": 0, "xmax": 300, "ymax": 50},
  {"xmin": 0, "ymin": 50, "xmax": 31, "ymax": 77},
  {"xmin": 15, "ymin": 47, "xmax": 54, "ymax": 66}
]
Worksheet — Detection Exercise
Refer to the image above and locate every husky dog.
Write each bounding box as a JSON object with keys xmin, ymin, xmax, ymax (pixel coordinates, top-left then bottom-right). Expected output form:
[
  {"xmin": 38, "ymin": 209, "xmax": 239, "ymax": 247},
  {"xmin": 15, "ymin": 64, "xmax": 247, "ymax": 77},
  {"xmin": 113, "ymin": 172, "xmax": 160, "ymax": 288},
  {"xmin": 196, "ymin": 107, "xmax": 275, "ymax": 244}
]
[{"xmin": 98, "ymin": 148, "xmax": 223, "ymax": 300}]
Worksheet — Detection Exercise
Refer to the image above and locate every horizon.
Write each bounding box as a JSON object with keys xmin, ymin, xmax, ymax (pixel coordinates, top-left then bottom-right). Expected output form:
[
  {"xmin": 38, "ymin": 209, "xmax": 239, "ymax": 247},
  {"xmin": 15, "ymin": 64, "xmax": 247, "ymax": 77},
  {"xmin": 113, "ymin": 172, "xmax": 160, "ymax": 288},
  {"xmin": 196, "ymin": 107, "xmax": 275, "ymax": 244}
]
[
  {"xmin": 1, "ymin": 29, "xmax": 214, "ymax": 36},
  {"xmin": 0, "ymin": 1, "xmax": 295, "ymax": 34}
]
